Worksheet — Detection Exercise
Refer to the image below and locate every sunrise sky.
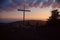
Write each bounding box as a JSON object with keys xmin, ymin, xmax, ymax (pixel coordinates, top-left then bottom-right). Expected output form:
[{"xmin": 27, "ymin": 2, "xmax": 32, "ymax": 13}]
[{"xmin": 0, "ymin": 0, "xmax": 60, "ymax": 23}]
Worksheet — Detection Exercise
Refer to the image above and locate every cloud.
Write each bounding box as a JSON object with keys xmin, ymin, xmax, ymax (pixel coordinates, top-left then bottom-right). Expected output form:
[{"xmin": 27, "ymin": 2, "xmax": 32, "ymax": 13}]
[
  {"xmin": 0, "ymin": 0, "xmax": 60, "ymax": 12},
  {"xmin": 52, "ymin": 0, "xmax": 60, "ymax": 8}
]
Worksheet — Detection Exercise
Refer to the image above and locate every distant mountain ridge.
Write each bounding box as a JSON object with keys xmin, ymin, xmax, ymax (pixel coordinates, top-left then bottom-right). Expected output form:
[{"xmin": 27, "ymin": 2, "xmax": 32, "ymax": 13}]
[
  {"xmin": 0, "ymin": 20, "xmax": 46, "ymax": 28},
  {"xmin": 0, "ymin": 19, "xmax": 21, "ymax": 23},
  {"xmin": 0, "ymin": 19, "xmax": 46, "ymax": 23},
  {"xmin": 0, "ymin": 20, "xmax": 47, "ymax": 32}
]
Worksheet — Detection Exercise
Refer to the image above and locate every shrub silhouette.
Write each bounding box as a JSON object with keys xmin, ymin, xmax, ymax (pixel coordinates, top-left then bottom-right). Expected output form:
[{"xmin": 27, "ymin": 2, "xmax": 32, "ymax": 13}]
[{"xmin": 47, "ymin": 9, "xmax": 60, "ymax": 27}]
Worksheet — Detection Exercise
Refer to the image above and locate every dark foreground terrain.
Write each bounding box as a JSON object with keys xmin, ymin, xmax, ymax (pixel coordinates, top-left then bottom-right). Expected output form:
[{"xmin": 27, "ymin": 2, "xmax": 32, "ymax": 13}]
[{"xmin": 0, "ymin": 20, "xmax": 60, "ymax": 40}]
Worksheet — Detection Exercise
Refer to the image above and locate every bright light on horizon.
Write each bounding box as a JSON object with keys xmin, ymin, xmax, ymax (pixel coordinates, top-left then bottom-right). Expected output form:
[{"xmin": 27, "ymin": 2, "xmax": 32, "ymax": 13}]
[{"xmin": 0, "ymin": 7, "xmax": 52, "ymax": 21}]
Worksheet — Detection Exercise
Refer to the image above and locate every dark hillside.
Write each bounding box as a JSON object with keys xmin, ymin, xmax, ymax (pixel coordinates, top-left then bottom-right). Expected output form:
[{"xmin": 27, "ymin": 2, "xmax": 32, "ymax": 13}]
[{"xmin": 0, "ymin": 20, "xmax": 59, "ymax": 40}]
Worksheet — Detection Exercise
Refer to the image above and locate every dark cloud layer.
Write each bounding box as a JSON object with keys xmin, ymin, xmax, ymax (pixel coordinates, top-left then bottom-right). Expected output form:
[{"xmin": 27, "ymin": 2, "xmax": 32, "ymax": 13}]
[{"xmin": 0, "ymin": 0, "xmax": 60, "ymax": 12}]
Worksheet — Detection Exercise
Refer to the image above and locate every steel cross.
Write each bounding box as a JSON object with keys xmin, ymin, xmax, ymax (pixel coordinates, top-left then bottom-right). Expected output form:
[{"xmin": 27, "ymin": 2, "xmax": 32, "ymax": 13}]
[{"xmin": 18, "ymin": 0, "xmax": 31, "ymax": 24}]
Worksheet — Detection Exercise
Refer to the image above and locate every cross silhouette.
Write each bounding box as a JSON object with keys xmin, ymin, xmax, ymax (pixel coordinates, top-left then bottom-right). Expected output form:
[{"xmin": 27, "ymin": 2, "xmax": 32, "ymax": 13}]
[{"xmin": 17, "ymin": 0, "xmax": 31, "ymax": 24}]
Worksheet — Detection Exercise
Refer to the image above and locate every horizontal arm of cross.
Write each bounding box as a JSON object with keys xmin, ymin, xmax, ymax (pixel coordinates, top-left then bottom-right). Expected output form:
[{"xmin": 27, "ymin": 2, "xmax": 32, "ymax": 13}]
[{"xmin": 18, "ymin": 9, "xmax": 31, "ymax": 12}]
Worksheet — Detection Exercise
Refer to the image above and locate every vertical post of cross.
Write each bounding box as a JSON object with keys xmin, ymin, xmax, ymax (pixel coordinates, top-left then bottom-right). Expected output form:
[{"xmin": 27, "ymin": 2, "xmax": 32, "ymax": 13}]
[{"xmin": 23, "ymin": 2, "xmax": 25, "ymax": 23}]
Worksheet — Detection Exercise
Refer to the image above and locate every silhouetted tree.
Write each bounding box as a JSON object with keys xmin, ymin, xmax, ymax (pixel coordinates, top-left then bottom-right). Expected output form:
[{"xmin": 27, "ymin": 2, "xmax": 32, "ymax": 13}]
[{"xmin": 47, "ymin": 9, "xmax": 60, "ymax": 26}]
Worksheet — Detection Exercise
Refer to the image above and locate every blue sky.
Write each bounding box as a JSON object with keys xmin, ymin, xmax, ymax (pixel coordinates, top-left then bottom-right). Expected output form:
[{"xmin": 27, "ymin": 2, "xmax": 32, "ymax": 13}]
[{"xmin": 0, "ymin": 0, "xmax": 60, "ymax": 11}]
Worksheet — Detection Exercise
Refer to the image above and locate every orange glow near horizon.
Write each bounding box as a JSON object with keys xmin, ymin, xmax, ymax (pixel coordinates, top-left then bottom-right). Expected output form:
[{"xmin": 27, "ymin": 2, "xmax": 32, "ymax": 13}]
[{"xmin": 0, "ymin": 7, "xmax": 52, "ymax": 21}]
